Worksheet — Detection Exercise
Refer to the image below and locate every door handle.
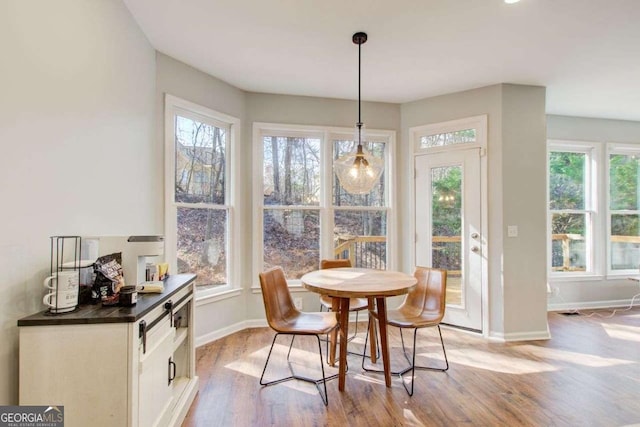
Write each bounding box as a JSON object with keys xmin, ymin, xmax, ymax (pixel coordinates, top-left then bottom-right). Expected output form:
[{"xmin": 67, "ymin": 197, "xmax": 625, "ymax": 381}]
[
  {"xmin": 471, "ymin": 232, "xmax": 480, "ymax": 239},
  {"xmin": 471, "ymin": 246, "xmax": 480, "ymax": 253},
  {"xmin": 168, "ymin": 357, "xmax": 176, "ymax": 385}
]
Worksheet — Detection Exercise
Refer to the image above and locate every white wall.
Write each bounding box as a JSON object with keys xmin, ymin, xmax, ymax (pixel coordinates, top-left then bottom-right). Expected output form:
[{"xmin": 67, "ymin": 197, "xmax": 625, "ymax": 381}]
[
  {"xmin": 0, "ymin": 0, "xmax": 156, "ymax": 404},
  {"xmin": 501, "ymin": 85, "xmax": 548, "ymax": 338},
  {"xmin": 401, "ymin": 84, "xmax": 549, "ymax": 340},
  {"xmin": 546, "ymin": 115, "xmax": 640, "ymax": 309}
]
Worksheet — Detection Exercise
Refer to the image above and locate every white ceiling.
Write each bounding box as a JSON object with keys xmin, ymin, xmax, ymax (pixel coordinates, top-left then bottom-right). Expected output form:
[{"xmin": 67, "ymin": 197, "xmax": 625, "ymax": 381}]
[{"xmin": 122, "ymin": 0, "xmax": 640, "ymax": 121}]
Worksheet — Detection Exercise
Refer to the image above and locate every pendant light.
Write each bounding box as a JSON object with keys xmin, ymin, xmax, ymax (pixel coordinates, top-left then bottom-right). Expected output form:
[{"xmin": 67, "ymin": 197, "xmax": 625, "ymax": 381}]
[{"xmin": 334, "ymin": 32, "xmax": 384, "ymax": 195}]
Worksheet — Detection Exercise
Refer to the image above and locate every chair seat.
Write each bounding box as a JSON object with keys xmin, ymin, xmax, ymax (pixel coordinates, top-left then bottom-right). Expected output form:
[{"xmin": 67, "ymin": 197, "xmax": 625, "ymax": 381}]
[
  {"xmin": 319, "ymin": 295, "xmax": 368, "ymax": 312},
  {"xmin": 270, "ymin": 311, "xmax": 339, "ymax": 335},
  {"xmin": 385, "ymin": 308, "xmax": 442, "ymax": 329}
]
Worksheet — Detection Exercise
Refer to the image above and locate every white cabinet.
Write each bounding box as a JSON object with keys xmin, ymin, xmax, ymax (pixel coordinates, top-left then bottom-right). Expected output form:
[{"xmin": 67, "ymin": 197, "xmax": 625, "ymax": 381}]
[{"xmin": 18, "ymin": 274, "xmax": 198, "ymax": 427}]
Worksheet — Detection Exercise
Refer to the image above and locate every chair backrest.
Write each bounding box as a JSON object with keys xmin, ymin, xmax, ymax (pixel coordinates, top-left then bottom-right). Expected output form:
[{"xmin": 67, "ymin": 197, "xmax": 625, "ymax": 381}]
[
  {"xmin": 398, "ymin": 267, "xmax": 447, "ymax": 321},
  {"xmin": 320, "ymin": 258, "xmax": 352, "ymax": 269},
  {"xmin": 259, "ymin": 267, "xmax": 298, "ymax": 331}
]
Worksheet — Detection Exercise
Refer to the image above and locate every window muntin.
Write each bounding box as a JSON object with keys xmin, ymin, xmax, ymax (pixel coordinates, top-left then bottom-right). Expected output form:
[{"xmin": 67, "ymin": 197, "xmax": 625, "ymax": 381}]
[
  {"xmin": 548, "ymin": 145, "xmax": 594, "ymax": 275},
  {"xmin": 166, "ymin": 95, "xmax": 239, "ymax": 296}
]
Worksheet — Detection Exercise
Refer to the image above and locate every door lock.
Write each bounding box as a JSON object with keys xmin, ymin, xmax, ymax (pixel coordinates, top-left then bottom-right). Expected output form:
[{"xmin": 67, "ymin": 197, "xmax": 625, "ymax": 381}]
[
  {"xmin": 471, "ymin": 232, "xmax": 480, "ymax": 239},
  {"xmin": 471, "ymin": 246, "xmax": 480, "ymax": 253}
]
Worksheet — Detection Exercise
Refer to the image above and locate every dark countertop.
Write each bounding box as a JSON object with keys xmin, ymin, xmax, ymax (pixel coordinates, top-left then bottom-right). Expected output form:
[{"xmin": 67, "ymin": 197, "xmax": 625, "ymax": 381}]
[{"xmin": 18, "ymin": 274, "xmax": 196, "ymax": 327}]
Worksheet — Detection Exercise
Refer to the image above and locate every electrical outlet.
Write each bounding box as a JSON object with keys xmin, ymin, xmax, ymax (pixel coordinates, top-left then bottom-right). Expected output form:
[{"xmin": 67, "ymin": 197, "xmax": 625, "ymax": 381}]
[
  {"xmin": 294, "ymin": 297, "xmax": 303, "ymax": 310},
  {"xmin": 507, "ymin": 225, "xmax": 518, "ymax": 237}
]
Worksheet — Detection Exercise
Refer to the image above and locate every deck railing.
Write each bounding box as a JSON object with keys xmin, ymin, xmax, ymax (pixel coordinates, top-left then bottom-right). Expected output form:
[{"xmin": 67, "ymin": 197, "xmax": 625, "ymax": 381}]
[
  {"xmin": 334, "ymin": 233, "xmax": 640, "ymax": 273},
  {"xmin": 552, "ymin": 233, "xmax": 640, "ymax": 271}
]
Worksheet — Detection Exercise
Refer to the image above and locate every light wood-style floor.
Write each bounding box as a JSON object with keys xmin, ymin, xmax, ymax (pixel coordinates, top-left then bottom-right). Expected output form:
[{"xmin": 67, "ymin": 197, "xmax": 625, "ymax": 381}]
[{"xmin": 183, "ymin": 308, "xmax": 640, "ymax": 426}]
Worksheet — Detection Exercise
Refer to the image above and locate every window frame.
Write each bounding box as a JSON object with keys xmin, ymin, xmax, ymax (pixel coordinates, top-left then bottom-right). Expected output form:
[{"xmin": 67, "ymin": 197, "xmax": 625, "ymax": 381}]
[
  {"xmin": 547, "ymin": 140, "xmax": 600, "ymax": 279},
  {"xmin": 606, "ymin": 143, "xmax": 640, "ymax": 276},
  {"xmin": 252, "ymin": 122, "xmax": 396, "ymax": 288},
  {"xmin": 164, "ymin": 94, "xmax": 241, "ymax": 300}
]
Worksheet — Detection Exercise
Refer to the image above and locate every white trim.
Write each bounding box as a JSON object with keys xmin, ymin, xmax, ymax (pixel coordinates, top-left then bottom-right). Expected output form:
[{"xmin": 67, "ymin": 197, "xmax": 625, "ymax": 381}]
[
  {"xmin": 164, "ymin": 94, "xmax": 241, "ymax": 297},
  {"xmin": 195, "ymin": 288, "xmax": 242, "ymax": 306},
  {"xmin": 195, "ymin": 319, "xmax": 268, "ymax": 348},
  {"xmin": 494, "ymin": 329, "xmax": 552, "ymax": 342},
  {"xmin": 547, "ymin": 298, "xmax": 638, "ymax": 312},
  {"xmin": 411, "ymin": 115, "xmax": 487, "ymax": 154}
]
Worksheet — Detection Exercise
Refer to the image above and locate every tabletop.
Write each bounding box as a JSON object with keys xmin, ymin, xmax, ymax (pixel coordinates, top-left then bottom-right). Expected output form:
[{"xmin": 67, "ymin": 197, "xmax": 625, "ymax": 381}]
[{"xmin": 301, "ymin": 267, "xmax": 416, "ymax": 298}]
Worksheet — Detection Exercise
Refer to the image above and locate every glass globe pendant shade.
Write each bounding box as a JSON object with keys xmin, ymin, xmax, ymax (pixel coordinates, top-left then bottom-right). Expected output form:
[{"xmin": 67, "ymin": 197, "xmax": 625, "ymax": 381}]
[
  {"xmin": 334, "ymin": 143, "xmax": 383, "ymax": 194},
  {"xmin": 333, "ymin": 31, "xmax": 384, "ymax": 195}
]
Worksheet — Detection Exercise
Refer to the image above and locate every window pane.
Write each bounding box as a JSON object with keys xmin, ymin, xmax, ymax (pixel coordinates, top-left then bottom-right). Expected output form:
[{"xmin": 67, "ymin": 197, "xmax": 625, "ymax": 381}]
[
  {"xmin": 551, "ymin": 213, "xmax": 586, "ymax": 272},
  {"xmin": 175, "ymin": 115, "xmax": 226, "ymax": 204},
  {"xmin": 333, "ymin": 139, "xmax": 385, "ymax": 207},
  {"xmin": 263, "ymin": 136, "xmax": 320, "ymax": 206},
  {"xmin": 177, "ymin": 207, "xmax": 227, "ymax": 288},
  {"xmin": 263, "ymin": 209, "xmax": 319, "ymax": 279},
  {"xmin": 610, "ymin": 153, "xmax": 640, "ymax": 210},
  {"xmin": 549, "ymin": 152, "xmax": 585, "ymax": 210},
  {"xmin": 610, "ymin": 213, "xmax": 640, "ymax": 270},
  {"xmin": 431, "ymin": 166, "xmax": 462, "ymax": 305},
  {"xmin": 334, "ymin": 211, "xmax": 387, "ymax": 269},
  {"xmin": 420, "ymin": 129, "xmax": 476, "ymax": 149}
]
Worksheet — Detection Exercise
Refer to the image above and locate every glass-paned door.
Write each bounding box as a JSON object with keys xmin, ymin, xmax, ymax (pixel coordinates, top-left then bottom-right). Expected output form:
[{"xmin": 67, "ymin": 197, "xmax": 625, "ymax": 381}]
[{"xmin": 415, "ymin": 148, "xmax": 482, "ymax": 331}]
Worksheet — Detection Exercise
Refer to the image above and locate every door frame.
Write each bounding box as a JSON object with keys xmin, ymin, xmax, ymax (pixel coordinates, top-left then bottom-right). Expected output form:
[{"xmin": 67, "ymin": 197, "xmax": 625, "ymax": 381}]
[{"xmin": 409, "ymin": 115, "xmax": 489, "ymax": 336}]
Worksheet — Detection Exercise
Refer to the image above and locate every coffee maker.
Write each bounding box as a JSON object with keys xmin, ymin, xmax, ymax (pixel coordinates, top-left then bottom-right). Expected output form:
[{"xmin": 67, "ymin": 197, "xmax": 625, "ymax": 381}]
[{"xmin": 83, "ymin": 235, "xmax": 164, "ymax": 287}]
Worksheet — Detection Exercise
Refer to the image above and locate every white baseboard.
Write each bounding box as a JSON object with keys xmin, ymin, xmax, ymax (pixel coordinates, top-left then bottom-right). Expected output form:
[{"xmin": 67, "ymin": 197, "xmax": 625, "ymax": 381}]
[
  {"xmin": 488, "ymin": 329, "xmax": 551, "ymax": 342},
  {"xmin": 195, "ymin": 312, "xmax": 365, "ymax": 348},
  {"xmin": 547, "ymin": 298, "xmax": 636, "ymax": 312},
  {"xmin": 196, "ymin": 318, "xmax": 268, "ymax": 348}
]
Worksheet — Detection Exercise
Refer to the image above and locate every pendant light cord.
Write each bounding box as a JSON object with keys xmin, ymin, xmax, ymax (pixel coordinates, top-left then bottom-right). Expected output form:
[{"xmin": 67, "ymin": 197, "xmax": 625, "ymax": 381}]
[
  {"xmin": 357, "ymin": 35, "xmax": 362, "ymax": 147},
  {"xmin": 352, "ymin": 32, "xmax": 367, "ymax": 149},
  {"xmin": 358, "ymin": 39, "xmax": 362, "ymax": 129}
]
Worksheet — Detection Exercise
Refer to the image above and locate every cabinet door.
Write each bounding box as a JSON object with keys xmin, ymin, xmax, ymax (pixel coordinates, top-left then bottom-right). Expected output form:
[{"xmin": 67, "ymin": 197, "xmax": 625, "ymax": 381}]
[{"xmin": 138, "ymin": 325, "xmax": 175, "ymax": 427}]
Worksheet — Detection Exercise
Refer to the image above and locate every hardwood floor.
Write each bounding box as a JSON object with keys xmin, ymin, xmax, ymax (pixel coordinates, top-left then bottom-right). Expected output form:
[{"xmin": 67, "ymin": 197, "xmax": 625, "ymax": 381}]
[{"xmin": 183, "ymin": 308, "xmax": 640, "ymax": 426}]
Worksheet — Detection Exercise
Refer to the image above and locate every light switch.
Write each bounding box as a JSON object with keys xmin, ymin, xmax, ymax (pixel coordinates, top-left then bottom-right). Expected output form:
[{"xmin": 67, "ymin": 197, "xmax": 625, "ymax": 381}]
[{"xmin": 507, "ymin": 225, "xmax": 518, "ymax": 237}]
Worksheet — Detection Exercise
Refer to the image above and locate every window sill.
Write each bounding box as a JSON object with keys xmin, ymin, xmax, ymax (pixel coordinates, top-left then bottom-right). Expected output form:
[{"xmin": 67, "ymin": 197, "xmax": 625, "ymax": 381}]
[
  {"xmin": 548, "ymin": 274, "xmax": 604, "ymax": 283},
  {"xmin": 196, "ymin": 288, "xmax": 242, "ymax": 306}
]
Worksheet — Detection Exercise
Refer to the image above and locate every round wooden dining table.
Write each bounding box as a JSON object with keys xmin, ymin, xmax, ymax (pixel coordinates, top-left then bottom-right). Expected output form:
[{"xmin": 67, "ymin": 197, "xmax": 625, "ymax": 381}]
[{"xmin": 301, "ymin": 267, "xmax": 417, "ymax": 391}]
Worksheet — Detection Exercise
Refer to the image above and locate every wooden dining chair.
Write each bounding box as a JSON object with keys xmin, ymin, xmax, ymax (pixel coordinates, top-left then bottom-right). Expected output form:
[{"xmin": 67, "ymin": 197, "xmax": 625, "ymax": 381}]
[
  {"xmin": 363, "ymin": 266, "xmax": 449, "ymax": 396},
  {"xmin": 318, "ymin": 259, "xmax": 369, "ymax": 345},
  {"xmin": 258, "ymin": 267, "xmax": 339, "ymax": 405}
]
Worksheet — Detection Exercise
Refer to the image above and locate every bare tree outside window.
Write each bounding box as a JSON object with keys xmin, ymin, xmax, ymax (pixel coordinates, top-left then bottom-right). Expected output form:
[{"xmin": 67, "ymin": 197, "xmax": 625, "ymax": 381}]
[
  {"xmin": 175, "ymin": 115, "xmax": 229, "ymax": 288},
  {"xmin": 263, "ymin": 136, "xmax": 321, "ymax": 278}
]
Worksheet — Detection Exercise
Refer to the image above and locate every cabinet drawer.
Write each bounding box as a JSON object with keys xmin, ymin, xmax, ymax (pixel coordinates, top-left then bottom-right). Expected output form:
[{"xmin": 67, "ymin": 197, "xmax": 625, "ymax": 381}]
[{"xmin": 137, "ymin": 284, "xmax": 193, "ymax": 356}]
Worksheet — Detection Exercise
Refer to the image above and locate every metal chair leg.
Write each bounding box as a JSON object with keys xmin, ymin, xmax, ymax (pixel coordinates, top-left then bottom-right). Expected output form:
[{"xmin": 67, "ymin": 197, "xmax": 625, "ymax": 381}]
[
  {"xmin": 259, "ymin": 333, "xmax": 338, "ymax": 406},
  {"xmin": 397, "ymin": 325, "xmax": 449, "ymax": 396},
  {"xmin": 362, "ymin": 323, "xmax": 448, "ymax": 396}
]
